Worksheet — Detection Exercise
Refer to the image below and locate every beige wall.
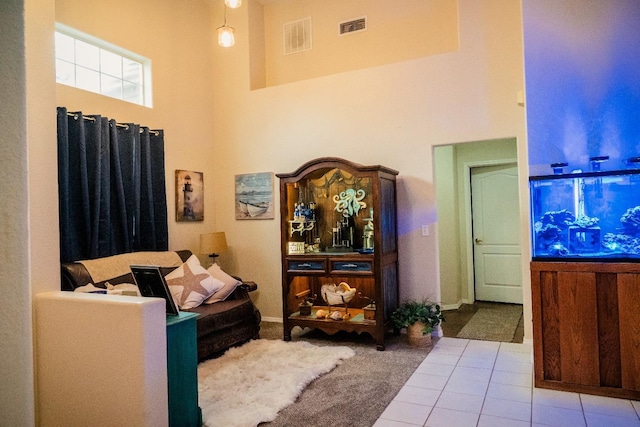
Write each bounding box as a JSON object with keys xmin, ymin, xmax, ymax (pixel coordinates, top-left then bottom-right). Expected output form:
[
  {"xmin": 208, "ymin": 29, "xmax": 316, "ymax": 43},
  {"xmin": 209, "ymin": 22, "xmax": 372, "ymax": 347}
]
[
  {"xmin": 254, "ymin": 0, "xmax": 459, "ymax": 87},
  {"xmin": 434, "ymin": 145, "xmax": 461, "ymax": 306},
  {"xmin": 211, "ymin": 0, "xmax": 530, "ymax": 337}
]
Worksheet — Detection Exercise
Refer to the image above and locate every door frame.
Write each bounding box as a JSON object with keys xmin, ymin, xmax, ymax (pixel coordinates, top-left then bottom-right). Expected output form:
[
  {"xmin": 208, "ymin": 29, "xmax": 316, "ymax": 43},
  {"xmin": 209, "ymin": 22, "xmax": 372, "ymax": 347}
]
[{"xmin": 462, "ymin": 158, "xmax": 519, "ymax": 303}]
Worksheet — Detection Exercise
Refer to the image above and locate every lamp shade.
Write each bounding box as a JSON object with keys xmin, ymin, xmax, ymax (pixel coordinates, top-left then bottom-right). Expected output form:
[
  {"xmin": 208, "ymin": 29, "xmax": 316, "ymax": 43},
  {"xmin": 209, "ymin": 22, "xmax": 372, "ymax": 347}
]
[
  {"xmin": 200, "ymin": 232, "xmax": 228, "ymax": 256},
  {"xmin": 217, "ymin": 25, "xmax": 235, "ymax": 47}
]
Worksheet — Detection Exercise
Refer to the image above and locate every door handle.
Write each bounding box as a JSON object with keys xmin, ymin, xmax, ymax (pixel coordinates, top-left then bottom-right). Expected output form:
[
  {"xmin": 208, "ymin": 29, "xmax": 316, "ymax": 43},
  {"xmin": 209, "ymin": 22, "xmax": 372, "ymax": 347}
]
[{"xmin": 475, "ymin": 238, "xmax": 483, "ymax": 244}]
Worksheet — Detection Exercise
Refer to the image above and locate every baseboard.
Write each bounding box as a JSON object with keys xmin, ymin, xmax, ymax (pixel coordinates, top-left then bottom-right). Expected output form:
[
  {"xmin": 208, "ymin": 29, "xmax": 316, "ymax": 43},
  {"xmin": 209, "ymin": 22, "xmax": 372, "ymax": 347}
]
[
  {"xmin": 261, "ymin": 316, "xmax": 283, "ymax": 323},
  {"xmin": 441, "ymin": 299, "xmax": 473, "ymax": 311}
]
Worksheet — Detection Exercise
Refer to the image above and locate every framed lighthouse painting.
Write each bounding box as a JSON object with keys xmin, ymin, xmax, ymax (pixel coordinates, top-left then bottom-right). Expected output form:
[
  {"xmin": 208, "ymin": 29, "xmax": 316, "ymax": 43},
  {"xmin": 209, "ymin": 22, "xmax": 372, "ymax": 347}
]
[{"xmin": 175, "ymin": 169, "xmax": 204, "ymax": 221}]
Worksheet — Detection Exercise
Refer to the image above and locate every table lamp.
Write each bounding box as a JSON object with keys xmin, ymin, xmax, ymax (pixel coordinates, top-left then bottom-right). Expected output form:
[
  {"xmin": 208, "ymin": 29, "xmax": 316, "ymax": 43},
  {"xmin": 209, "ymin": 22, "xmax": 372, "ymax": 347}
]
[{"xmin": 200, "ymin": 232, "xmax": 228, "ymax": 265}]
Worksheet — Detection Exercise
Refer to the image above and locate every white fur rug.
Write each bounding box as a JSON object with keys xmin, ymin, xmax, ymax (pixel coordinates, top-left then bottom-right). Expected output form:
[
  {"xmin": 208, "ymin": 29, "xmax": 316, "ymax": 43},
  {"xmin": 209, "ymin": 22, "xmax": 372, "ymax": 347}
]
[{"xmin": 198, "ymin": 339, "xmax": 356, "ymax": 427}]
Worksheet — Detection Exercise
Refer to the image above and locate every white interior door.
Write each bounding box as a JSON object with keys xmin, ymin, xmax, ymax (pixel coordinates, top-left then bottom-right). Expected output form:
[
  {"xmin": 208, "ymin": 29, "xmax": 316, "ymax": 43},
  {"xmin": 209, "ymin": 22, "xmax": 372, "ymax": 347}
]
[{"xmin": 471, "ymin": 164, "xmax": 522, "ymax": 303}]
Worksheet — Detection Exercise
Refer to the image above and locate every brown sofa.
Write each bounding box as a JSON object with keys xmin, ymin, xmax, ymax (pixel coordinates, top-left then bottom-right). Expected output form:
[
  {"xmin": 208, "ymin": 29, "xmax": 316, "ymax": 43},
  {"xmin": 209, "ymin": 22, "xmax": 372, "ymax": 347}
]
[{"xmin": 61, "ymin": 250, "xmax": 261, "ymax": 361}]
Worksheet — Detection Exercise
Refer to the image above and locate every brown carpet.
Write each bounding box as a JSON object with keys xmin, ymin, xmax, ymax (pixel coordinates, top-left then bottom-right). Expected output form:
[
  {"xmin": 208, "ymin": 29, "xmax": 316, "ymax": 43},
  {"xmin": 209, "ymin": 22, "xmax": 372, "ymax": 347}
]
[
  {"xmin": 456, "ymin": 303, "xmax": 523, "ymax": 342},
  {"xmin": 257, "ymin": 321, "xmax": 433, "ymax": 427}
]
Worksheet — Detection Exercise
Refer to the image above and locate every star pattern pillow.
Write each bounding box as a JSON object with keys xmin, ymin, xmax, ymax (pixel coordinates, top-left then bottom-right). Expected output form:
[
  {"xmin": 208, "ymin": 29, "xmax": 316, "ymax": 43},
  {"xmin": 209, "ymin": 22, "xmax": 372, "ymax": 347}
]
[{"xmin": 165, "ymin": 255, "xmax": 225, "ymax": 309}]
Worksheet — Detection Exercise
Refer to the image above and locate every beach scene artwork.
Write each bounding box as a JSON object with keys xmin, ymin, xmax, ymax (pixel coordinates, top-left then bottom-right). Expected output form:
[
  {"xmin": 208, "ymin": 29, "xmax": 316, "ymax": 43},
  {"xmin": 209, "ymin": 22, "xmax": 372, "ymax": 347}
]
[{"xmin": 235, "ymin": 172, "xmax": 274, "ymax": 220}]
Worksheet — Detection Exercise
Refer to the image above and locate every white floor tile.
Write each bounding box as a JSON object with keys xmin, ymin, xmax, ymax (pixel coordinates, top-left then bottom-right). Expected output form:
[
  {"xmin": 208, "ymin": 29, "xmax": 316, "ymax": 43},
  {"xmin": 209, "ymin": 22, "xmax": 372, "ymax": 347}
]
[
  {"xmin": 466, "ymin": 340, "xmax": 501, "ymax": 351},
  {"xmin": 424, "ymin": 352, "xmax": 461, "ymax": 366},
  {"xmin": 375, "ymin": 333, "xmax": 640, "ymax": 427},
  {"xmin": 580, "ymin": 393, "xmax": 639, "ymax": 418},
  {"xmin": 379, "ymin": 400, "xmax": 433, "ymax": 425},
  {"xmin": 429, "ymin": 345, "xmax": 466, "ymax": 357},
  {"xmin": 437, "ymin": 337, "xmax": 469, "ymax": 348},
  {"xmin": 490, "ymin": 370, "xmax": 532, "ymax": 388},
  {"xmin": 584, "ymin": 411, "xmax": 640, "ymax": 427},
  {"xmin": 415, "ymin": 361, "xmax": 455, "ymax": 377},
  {"xmin": 425, "ymin": 407, "xmax": 480, "ymax": 427},
  {"xmin": 478, "ymin": 414, "xmax": 532, "ymax": 427},
  {"xmin": 500, "ymin": 342, "xmax": 533, "ymax": 354},
  {"xmin": 444, "ymin": 377, "xmax": 490, "ymax": 396},
  {"xmin": 531, "ymin": 404, "xmax": 586, "ymax": 427},
  {"xmin": 435, "ymin": 391, "xmax": 484, "ymax": 413},
  {"xmin": 482, "ymin": 397, "xmax": 532, "ymax": 422},
  {"xmin": 496, "ymin": 350, "xmax": 532, "ymax": 364},
  {"xmin": 493, "ymin": 358, "xmax": 533, "ymax": 375},
  {"xmin": 450, "ymin": 366, "xmax": 493, "ymax": 382},
  {"xmin": 486, "ymin": 382, "xmax": 532, "ymax": 404},
  {"xmin": 405, "ymin": 372, "xmax": 449, "ymax": 391},
  {"xmin": 373, "ymin": 418, "xmax": 422, "ymax": 427},
  {"xmin": 532, "ymin": 387, "xmax": 582, "ymax": 410},
  {"xmin": 457, "ymin": 355, "xmax": 496, "ymax": 369},
  {"xmin": 394, "ymin": 385, "xmax": 442, "ymax": 406},
  {"xmin": 462, "ymin": 345, "xmax": 500, "ymax": 360}
]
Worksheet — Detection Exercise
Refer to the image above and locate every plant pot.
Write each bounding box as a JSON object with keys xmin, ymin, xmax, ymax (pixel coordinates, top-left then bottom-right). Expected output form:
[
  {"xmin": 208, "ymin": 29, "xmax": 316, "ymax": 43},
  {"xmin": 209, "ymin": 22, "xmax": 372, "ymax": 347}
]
[{"xmin": 407, "ymin": 322, "xmax": 432, "ymax": 346}]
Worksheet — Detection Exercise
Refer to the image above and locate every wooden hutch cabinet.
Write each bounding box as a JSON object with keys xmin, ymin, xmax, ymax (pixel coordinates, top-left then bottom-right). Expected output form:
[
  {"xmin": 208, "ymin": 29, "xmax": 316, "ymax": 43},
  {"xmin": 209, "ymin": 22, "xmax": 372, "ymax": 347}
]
[{"xmin": 276, "ymin": 157, "xmax": 399, "ymax": 350}]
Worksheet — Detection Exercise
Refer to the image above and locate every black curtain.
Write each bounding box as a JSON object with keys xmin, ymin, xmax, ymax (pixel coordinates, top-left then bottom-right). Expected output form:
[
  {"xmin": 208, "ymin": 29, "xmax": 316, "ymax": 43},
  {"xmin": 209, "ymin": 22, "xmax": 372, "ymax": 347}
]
[{"xmin": 57, "ymin": 107, "xmax": 168, "ymax": 263}]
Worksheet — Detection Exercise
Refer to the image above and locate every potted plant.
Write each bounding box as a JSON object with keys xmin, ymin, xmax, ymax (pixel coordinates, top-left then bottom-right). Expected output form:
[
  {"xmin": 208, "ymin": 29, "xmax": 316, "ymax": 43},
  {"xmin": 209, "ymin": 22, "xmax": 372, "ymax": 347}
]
[{"xmin": 391, "ymin": 299, "xmax": 444, "ymax": 346}]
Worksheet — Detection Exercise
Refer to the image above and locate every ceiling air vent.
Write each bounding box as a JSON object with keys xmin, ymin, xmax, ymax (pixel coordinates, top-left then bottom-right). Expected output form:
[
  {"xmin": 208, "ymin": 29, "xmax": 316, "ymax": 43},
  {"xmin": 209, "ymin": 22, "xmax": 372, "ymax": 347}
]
[
  {"xmin": 284, "ymin": 18, "xmax": 312, "ymax": 55},
  {"xmin": 339, "ymin": 16, "xmax": 367, "ymax": 35}
]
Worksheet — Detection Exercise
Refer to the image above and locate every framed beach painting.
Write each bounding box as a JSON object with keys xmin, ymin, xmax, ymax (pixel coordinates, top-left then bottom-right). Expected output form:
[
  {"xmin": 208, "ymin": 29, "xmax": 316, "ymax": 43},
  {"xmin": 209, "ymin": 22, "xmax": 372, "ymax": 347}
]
[
  {"xmin": 176, "ymin": 169, "xmax": 204, "ymax": 221},
  {"xmin": 235, "ymin": 172, "xmax": 274, "ymax": 220}
]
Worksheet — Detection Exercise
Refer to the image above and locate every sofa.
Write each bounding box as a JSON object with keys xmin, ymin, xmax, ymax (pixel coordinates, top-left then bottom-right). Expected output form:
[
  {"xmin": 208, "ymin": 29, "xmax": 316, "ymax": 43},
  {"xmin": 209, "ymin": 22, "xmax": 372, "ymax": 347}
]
[{"xmin": 61, "ymin": 249, "xmax": 261, "ymax": 361}]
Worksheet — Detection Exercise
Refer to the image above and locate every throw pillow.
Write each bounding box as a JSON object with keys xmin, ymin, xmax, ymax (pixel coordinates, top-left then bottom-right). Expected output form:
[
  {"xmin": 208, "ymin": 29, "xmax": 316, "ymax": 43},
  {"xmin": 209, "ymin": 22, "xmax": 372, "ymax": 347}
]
[
  {"xmin": 204, "ymin": 263, "xmax": 242, "ymax": 304},
  {"xmin": 165, "ymin": 255, "xmax": 225, "ymax": 309}
]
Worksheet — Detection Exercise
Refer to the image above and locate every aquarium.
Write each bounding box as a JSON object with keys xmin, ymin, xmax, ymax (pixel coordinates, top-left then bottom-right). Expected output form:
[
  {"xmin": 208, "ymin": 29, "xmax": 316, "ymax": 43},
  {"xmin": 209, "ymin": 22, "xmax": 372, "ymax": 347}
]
[{"xmin": 530, "ymin": 169, "xmax": 640, "ymax": 261}]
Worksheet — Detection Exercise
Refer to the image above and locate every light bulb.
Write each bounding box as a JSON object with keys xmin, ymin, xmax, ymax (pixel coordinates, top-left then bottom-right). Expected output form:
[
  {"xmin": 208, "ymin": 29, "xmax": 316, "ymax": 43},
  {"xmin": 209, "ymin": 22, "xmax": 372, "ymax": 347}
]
[
  {"xmin": 217, "ymin": 25, "xmax": 235, "ymax": 47},
  {"xmin": 225, "ymin": 0, "xmax": 242, "ymax": 8}
]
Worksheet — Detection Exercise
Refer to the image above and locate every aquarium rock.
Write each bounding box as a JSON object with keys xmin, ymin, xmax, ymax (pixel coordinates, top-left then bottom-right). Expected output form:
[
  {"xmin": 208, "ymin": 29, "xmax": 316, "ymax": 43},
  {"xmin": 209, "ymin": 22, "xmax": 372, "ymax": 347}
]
[
  {"xmin": 534, "ymin": 223, "xmax": 562, "ymax": 245},
  {"xmin": 620, "ymin": 206, "xmax": 640, "ymax": 235},
  {"xmin": 603, "ymin": 233, "xmax": 640, "ymax": 255},
  {"xmin": 538, "ymin": 210, "xmax": 575, "ymax": 229},
  {"xmin": 574, "ymin": 215, "xmax": 599, "ymax": 229},
  {"xmin": 548, "ymin": 242, "xmax": 570, "ymax": 256}
]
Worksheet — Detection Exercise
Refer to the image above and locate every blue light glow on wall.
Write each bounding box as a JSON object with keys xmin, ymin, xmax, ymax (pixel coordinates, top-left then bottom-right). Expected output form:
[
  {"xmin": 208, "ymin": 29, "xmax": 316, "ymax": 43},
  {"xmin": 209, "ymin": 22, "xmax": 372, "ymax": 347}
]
[{"xmin": 523, "ymin": 0, "xmax": 640, "ymax": 176}]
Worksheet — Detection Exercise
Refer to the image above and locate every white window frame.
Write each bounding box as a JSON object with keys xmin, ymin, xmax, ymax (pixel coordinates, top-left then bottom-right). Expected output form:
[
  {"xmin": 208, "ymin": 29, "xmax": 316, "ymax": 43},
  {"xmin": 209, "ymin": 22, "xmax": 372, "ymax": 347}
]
[{"xmin": 55, "ymin": 23, "xmax": 153, "ymax": 107}]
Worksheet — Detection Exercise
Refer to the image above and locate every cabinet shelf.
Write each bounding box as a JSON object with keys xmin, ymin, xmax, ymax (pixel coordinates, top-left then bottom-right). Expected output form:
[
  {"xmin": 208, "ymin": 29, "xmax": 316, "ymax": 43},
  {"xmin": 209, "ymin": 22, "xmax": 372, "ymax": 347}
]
[{"xmin": 289, "ymin": 307, "xmax": 374, "ymax": 324}]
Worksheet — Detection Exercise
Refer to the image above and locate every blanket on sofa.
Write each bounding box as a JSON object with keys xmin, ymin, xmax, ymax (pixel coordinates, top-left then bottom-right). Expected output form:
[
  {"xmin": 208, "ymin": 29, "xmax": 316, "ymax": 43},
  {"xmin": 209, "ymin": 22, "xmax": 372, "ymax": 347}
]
[{"xmin": 78, "ymin": 251, "xmax": 182, "ymax": 283}]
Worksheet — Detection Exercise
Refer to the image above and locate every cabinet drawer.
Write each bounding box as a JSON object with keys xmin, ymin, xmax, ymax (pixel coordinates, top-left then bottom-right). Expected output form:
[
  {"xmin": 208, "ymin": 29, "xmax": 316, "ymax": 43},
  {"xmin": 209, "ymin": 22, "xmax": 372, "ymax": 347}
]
[
  {"xmin": 287, "ymin": 259, "xmax": 326, "ymax": 272},
  {"xmin": 330, "ymin": 260, "xmax": 373, "ymax": 273}
]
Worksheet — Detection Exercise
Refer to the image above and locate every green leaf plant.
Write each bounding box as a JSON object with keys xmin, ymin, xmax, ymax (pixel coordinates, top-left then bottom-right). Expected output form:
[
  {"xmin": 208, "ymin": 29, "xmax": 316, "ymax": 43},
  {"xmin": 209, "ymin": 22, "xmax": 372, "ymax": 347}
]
[{"xmin": 391, "ymin": 299, "xmax": 445, "ymax": 335}]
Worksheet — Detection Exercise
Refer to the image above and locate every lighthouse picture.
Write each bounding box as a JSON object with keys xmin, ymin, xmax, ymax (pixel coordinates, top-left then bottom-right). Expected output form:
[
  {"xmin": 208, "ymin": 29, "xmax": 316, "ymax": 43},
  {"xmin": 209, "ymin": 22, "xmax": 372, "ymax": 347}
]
[{"xmin": 175, "ymin": 169, "xmax": 204, "ymax": 221}]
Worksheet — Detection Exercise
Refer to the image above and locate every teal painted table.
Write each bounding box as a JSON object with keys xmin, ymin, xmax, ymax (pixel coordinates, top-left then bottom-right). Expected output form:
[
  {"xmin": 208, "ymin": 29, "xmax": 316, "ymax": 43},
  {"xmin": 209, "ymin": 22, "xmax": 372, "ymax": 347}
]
[{"xmin": 166, "ymin": 311, "xmax": 201, "ymax": 427}]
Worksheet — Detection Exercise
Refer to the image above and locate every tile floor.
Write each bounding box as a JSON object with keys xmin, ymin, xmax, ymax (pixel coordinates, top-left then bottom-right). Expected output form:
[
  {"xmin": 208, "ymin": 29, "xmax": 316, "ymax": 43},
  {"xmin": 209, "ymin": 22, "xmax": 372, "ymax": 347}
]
[{"xmin": 374, "ymin": 337, "xmax": 640, "ymax": 427}]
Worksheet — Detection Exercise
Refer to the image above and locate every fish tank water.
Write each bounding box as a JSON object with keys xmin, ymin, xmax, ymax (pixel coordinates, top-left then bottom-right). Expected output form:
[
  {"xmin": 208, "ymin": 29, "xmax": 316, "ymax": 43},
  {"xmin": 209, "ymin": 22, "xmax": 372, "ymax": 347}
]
[{"xmin": 530, "ymin": 169, "xmax": 640, "ymax": 261}]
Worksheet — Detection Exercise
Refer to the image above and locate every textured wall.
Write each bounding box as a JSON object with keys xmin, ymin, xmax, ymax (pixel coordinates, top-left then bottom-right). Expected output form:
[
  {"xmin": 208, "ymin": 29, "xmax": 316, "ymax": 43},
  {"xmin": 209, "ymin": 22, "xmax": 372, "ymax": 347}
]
[{"xmin": 0, "ymin": 0, "xmax": 34, "ymax": 424}]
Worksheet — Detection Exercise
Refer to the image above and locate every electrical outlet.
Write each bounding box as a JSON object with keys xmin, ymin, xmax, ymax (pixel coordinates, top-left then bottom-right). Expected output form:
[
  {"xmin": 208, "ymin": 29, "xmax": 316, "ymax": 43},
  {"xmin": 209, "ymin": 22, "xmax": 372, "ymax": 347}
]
[{"xmin": 421, "ymin": 225, "xmax": 429, "ymax": 236}]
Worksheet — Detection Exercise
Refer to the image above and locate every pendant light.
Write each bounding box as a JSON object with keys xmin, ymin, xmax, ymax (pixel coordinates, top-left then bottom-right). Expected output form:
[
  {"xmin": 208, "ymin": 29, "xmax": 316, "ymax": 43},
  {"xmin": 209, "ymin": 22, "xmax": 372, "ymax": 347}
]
[
  {"xmin": 217, "ymin": 3, "xmax": 235, "ymax": 47},
  {"xmin": 225, "ymin": 0, "xmax": 242, "ymax": 8}
]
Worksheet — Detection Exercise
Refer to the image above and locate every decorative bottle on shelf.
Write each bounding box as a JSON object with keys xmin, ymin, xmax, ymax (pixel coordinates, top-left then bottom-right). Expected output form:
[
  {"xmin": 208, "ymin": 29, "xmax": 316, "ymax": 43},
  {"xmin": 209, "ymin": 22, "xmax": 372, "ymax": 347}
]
[{"xmin": 294, "ymin": 202, "xmax": 300, "ymax": 220}]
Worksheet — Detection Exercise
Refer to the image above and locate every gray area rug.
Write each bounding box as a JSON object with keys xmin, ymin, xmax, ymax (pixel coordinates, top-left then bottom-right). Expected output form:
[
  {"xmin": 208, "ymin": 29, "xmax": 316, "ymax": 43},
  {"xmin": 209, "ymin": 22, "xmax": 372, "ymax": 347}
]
[
  {"xmin": 456, "ymin": 304, "xmax": 523, "ymax": 342},
  {"xmin": 257, "ymin": 321, "xmax": 433, "ymax": 427}
]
